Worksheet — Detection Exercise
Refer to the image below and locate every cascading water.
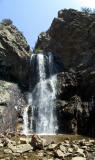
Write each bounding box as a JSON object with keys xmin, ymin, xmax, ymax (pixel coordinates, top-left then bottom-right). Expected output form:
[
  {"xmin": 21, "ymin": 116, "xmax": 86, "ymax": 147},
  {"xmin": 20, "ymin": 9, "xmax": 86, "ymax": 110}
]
[
  {"xmin": 22, "ymin": 106, "xmax": 29, "ymax": 135},
  {"xmin": 22, "ymin": 52, "xmax": 58, "ymax": 134}
]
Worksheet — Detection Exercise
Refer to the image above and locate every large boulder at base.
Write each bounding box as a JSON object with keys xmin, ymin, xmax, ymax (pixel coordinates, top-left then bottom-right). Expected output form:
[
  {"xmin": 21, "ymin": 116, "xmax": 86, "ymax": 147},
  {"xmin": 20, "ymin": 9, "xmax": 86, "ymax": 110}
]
[
  {"xmin": 0, "ymin": 19, "xmax": 31, "ymax": 87},
  {"xmin": 31, "ymin": 135, "xmax": 47, "ymax": 150},
  {"xmin": 57, "ymin": 95, "xmax": 95, "ymax": 136},
  {"xmin": 0, "ymin": 80, "xmax": 27, "ymax": 133},
  {"xmin": 8, "ymin": 143, "xmax": 32, "ymax": 153},
  {"xmin": 54, "ymin": 149, "xmax": 65, "ymax": 159}
]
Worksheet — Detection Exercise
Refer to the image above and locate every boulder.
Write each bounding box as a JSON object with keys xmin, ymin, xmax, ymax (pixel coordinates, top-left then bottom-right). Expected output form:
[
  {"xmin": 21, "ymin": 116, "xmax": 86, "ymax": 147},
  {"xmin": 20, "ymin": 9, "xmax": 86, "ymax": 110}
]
[
  {"xmin": 59, "ymin": 145, "xmax": 66, "ymax": 153},
  {"xmin": 89, "ymin": 139, "xmax": 95, "ymax": 144},
  {"xmin": 72, "ymin": 144, "xmax": 79, "ymax": 151},
  {"xmin": 54, "ymin": 149, "xmax": 64, "ymax": 159},
  {"xmin": 12, "ymin": 153, "xmax": 20, "ymax": 156},
  {"xmin": 4, "ymin": 149, "xmax": 12, "ymax": 154},
  {"xmin": 76, "ymin": 148, "xmax": 85, "ymax": 157},
  {"xmin": 37, "ymin": 150, "xmax": 44, "ymax": 157},
  {"xmin": 68, "ymin": 147, "xmax": 73, "ymax": 153},
  {"xmin": 0, "ymin": 142, "xmax": 3, "ymax": 147},
  {"xmin": 31, "ymin": 135, "xmax": 47, "ymax": 150},
  {"xmin": 47, "ymin": 143, "xmax": 58, "ymax": 150},
  {"xmin": 7, "ymin": 140, "xmax": 16, "ymax": 146},
  {"xmin": 57, "ymin": 95, "xmax": 91, "ymax": 135},
  {"xmin": 0, "ymin": 80, "xmax": 27, "ymax": 132},
  {"xmin": 19, "ymin": 137, "xmax": 32, "ymax": 144},
  {"xmin": 8, "ymin": 143, "xmax": 32, "ymax": 153}
]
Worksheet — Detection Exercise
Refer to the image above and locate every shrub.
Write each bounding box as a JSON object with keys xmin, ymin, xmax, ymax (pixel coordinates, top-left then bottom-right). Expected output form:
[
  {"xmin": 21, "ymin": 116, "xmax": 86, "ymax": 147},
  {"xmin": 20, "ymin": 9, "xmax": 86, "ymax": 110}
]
[
  {"xmin": 81, "ymin": 7, "xmax": 92, "ymax": 14},
  {"xmin": 35, "ymin": 48, "xmax": 43, "ymax": 54},
  {"xmin": 1, "ymin": 19, "xmax": 13, "ymax": 26},
  {"xmin": 81, "ymin": 7, "xmax": 95, "ymax": 14}
]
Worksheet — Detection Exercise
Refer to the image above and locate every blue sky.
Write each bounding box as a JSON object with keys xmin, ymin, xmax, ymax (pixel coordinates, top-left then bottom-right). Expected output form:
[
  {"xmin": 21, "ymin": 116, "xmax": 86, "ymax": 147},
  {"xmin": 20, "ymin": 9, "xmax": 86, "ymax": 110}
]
[{"xmin": 0, "ymin": 0, "xmax": 95, "ymax": 47}]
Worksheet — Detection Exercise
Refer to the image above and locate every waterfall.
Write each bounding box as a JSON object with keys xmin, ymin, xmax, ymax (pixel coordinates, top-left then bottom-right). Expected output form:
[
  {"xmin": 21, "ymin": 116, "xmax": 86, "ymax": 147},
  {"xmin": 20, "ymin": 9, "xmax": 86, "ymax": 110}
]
[
  {"xmin": 22, "ymin": 106, "xmax": 29, "ymax": 135},
  {"xmin": 22, "ymin": 52, "xmax": 58, "ymax": 134}
]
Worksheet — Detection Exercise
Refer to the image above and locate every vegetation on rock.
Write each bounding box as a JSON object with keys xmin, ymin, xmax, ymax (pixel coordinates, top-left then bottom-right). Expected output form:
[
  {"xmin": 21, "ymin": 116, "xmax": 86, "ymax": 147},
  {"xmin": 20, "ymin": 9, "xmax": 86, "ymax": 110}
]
[{"xmin": 1, "ymin": 19, "xmax": 13, "ymax": 26}]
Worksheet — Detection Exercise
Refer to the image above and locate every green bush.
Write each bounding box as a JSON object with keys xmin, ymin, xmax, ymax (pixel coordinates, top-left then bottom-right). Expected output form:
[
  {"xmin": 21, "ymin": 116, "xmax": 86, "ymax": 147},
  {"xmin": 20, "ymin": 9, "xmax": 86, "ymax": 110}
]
[
  {"xmin": 1, "ymin": 19, "xmax": 13, "ymax": 26},
  {"xmin": 35, "ymin": 48, "xmax": 43, "ymax": 54},
  {"xmin": 81, "ymin": 7, "xmax": 95, "ymax": 14}
]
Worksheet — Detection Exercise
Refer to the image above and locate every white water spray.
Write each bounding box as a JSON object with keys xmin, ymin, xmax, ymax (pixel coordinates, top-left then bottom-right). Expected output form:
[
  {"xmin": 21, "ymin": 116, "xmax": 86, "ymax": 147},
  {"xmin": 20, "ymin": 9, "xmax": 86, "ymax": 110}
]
[
  {"xmin": 22, "ymin": 106, "xmax": 29, "ymax": 135},
  {"xmin": 23, "ymin": 52, "xmax": 58, "ymax": 134}
]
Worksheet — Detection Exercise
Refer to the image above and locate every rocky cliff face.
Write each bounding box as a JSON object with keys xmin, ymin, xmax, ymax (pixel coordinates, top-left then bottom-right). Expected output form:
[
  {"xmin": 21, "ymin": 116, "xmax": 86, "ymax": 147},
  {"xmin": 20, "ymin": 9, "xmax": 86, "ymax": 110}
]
[
  {"xmin": 36, "ymin": 9, "xmax": 95, "ymax": 136},
  {"xmin": 0, "ymin": 80, "xmax": 27, "ymax": 132},
  {"xmin": 0, "ymin": 10, "xmax": 95, "ymax": 136},
  {"xmin": 36, "ymin": 9, "xmax": 95, "ymax": 95},
  {"xmin": 0, "ymin": 19, "xmax": 31, "ymax": 132},
  {"xmin": 0, "ymin": 19, "xmax": 31, "ymax": 87}
]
